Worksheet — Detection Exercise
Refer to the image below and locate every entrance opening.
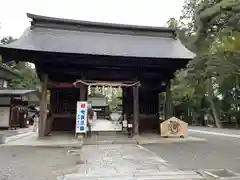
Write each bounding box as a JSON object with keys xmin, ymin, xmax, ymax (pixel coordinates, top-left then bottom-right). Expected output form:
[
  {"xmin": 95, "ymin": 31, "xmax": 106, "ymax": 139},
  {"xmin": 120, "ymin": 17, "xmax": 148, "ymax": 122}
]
[
  {"xmin": 88, "ymin": 85, "xmax": 123, "ymax": 132},
  {"xmin": 48, "ymin": 79, "xmax": 164, "ymax": 135},
  {"xmin": 50, "ymin": 88, "xmax": 79, "ymax": 132},
  {"xmin": 49, "ymin": 81, "xmax": 127, "ymax": 133}
]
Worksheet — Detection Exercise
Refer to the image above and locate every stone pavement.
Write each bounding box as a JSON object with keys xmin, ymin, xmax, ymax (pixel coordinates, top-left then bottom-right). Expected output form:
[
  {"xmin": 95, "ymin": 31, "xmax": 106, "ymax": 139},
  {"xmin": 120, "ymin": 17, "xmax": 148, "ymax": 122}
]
[
  {"xmin": 0, "ymin": 127, "xmax": 32, "ymax": 138},
  {"xmin": 84, "ymin": 133, "xmax": 207, "ymax": 145},
  {"xmin": 2, "ymin": 132, "xmax": 83, "ymax": 148},
  {"xmin": 91, "ymin": 119, "xmax": 122, "ymax": 132},
  {"xmin": 2, "ymin": 130, "xmax": 207, "ymax": 147},
  {"xmin": 0, "ymin": 146, "xmax": 78, "ymax": 180},
  {"xmin": 59, "ymin": 144, "xmax": 204, "ymax": 180},
  {"xmin": 0, "ymin": 126, "xmax": 33, "ymax": 144},
  {"xmin": 1, "ymin": 119, "xmax": 206, "ymax": 147}
]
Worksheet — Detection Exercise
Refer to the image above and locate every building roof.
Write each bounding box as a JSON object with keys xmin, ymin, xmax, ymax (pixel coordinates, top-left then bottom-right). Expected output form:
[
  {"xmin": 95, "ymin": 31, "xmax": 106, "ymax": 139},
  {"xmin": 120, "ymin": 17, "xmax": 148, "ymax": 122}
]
[
  {"xmin": 27, "ymin": 13, "xmax": 176, "ymax": 33},
  {"xmin": 0, "ymin": 89, "xmax": 36, "ymax": 96},
  {"xmin": 0, "ymin": 13, "xmax": 195, "ymax": 59}
]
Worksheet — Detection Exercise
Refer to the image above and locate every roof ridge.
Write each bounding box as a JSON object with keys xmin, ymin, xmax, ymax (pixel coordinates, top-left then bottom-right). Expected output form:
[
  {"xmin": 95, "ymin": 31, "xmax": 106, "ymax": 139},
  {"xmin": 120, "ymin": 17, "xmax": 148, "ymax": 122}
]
[{"xmin": 27, "ymin": 13, "xmax": 176, "ymax": 33}]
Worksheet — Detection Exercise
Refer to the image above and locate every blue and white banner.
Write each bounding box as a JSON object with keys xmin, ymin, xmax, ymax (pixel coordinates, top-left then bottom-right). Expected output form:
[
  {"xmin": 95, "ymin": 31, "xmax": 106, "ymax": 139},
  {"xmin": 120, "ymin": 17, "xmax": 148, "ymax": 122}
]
[{"xmin": 76, "ymin": 101, "xmax": 88, "ymax": 133}]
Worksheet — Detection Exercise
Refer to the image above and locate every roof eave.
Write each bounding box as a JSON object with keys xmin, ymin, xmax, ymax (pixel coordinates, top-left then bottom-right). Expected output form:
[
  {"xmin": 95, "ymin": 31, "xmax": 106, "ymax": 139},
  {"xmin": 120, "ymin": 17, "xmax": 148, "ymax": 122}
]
[{"xmin": 0, "ymin": 89, "xmax": 36, "ymax": 97}]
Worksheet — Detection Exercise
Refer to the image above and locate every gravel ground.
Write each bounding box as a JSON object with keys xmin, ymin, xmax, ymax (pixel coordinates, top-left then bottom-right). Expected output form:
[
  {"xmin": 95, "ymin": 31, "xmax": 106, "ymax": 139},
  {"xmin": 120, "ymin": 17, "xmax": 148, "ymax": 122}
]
[{"xmin": 0, "ymin": 147, "xmax": 79, "ymax": 180}]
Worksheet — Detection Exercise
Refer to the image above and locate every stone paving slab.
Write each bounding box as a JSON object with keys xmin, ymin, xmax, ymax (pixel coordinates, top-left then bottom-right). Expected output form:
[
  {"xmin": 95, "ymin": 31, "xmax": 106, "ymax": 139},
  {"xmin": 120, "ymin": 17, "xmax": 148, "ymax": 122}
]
[
  {"xmin": 2, "ymin": 132, "xmax": 207, "ymax": 147},
  {"xmin": 0, "ymin": 127, "xmax": 33, "ymax": 144},
  {"xmin": 61, "ymin": 172, "xmax": 205, "ymax": 180},
  {"xmin": 1, "ymin": 132, "xmax": 83, "ymax": 148},
  {"xmin": 84, "ymin": 134, "xmax": 137, "ymax": 145},
  {"xmin": 84, "ymin": 134, "xmax": 207, "ymax": 145},
  {"xmin": 91, "ymin": 119, "xmax": 122, "ymax": 132},
  {"xmin": 136, "ymin": 135, "xmax": 207, "ymax": 145},
  {"xmin": 59, "ymin": 144, "xmax": 204, "ymax": 180}
]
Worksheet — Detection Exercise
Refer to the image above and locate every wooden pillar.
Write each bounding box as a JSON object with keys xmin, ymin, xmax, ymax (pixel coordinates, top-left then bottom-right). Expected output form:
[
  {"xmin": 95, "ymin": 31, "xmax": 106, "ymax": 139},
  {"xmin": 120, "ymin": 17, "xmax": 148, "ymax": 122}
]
[
  {"xmin": 133, "ymin": 85, "xmax": 139, "ymax": 135},
  {"xmin": 79, "ymin": 83, "xmax": 87, "ymax": 101},
  {"xmin": 39, "ymin": 74, "xmax": 48, "ymax": 138},
  {"xmin": 122, "ymin": 87, "xmax": 125, "ymax": 118},
  {"xmin": 125, "ymin": 87, "xmax": 133, "ymax": 124},
  {"xmin": 165, "ymin": 83, "xmax": 173, "ymax": 119}
]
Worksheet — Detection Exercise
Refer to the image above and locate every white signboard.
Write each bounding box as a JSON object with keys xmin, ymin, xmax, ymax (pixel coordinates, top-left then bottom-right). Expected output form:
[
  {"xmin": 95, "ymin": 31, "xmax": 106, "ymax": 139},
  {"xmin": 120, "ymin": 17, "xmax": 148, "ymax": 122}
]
[{"xmin": 76, "ymin": 101, "xmax": 88, "ymax": 133}]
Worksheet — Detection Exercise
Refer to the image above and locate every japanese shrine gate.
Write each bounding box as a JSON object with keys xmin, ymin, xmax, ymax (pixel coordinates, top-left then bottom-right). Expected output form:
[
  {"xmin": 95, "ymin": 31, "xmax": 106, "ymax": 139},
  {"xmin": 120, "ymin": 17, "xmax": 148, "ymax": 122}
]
[{"xmin": 0, "ymin": 13, "xmax": 195, "ymax": 137}]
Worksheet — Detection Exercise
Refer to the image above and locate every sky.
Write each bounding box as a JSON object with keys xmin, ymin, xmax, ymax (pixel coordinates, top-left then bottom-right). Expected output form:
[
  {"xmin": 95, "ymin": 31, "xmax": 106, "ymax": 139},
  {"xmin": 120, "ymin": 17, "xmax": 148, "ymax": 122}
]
[{"xmin": 0, "ymin": 0, "xmax": 185, "ymax": 39}]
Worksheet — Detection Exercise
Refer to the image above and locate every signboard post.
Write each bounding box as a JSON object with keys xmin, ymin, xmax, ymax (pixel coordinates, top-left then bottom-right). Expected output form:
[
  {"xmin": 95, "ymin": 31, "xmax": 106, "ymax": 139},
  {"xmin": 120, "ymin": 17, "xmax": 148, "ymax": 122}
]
[{"xmin": 76, "ymin": 101, "xmax": 88, "ymax": 135}]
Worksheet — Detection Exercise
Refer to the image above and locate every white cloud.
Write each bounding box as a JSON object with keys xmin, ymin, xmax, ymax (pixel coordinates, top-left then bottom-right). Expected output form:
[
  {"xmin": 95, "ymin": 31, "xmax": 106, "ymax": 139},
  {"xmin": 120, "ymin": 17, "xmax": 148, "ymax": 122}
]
[{"xmin": 0, "ymin": 0, "xmax": 184, "ymax": 38}]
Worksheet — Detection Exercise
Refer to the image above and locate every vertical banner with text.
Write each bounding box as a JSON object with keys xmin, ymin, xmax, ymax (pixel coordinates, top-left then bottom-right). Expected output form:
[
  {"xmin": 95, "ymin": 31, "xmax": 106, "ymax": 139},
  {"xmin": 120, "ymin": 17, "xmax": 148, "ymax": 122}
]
[{"xmin": 76, "ymin": 101, "xmax": 88, "ymax": 134}]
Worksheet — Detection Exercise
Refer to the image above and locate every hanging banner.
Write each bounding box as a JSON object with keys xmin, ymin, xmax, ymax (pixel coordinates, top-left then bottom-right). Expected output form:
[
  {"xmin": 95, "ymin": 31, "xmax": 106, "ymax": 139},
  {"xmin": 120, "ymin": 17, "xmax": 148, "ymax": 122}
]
[{"xmin": 76, "ymin": 101, "xmax": 88, "ymax": 133}]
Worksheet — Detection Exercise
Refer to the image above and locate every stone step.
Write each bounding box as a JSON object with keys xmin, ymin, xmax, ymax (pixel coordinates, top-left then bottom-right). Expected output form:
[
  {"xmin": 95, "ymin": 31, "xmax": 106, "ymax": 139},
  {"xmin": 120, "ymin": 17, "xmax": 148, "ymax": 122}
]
[
  {"xmin": 91, "ymin": 131, "xmax": 119, "ymax": 135},
  {"xmin": 60, "ymin": 171, "xmax": 205, "ymax": 180}
]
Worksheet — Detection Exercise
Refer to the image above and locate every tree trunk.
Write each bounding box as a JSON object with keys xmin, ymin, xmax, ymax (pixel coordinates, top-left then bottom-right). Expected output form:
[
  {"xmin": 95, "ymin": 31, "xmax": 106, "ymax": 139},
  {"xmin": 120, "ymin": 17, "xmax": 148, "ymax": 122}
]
[
  {"xmin": 206, "ymin": 78, "xmax": 222, "ymax": 128},
  {"xmin": 166, "ymin": 83, "xmax": 174, "ymax": 119},
  {"xmin": 235, "ymin": 76, "xmax": 239, "ymax": 129},
  {"xmin": 192, "ymin": 110, "xmax": 196, "ymax": 125}
]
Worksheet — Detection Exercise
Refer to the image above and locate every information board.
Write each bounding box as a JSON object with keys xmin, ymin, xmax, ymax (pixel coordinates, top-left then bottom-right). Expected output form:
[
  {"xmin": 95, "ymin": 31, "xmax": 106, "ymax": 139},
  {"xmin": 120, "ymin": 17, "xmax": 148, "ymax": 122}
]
[{"xmin": 76, "ymin": 101, "xmax": 88, "ymax": 133}]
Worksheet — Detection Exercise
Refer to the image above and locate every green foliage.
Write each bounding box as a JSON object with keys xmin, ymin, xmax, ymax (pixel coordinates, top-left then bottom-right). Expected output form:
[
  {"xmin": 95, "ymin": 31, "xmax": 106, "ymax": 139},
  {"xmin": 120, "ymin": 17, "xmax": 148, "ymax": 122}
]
[
  {"xmin": 108, "ymin": 90, "xmax": 123, "ymax": 112},
  {"xmin": 109, "ymin": 96, "xmax": 122, "ymax": 112},
  {"xmin": 0, "ymin": 36, "xmax": 40, "ymax": 89},
  {"xmin": 167, "ymin": 0, "xmax": 240, "ymax": 127},
  {"xmin": 0, "ymin": 36, "xmax": 16, "ymax": 45},
  {"xmin": 8, "ymin": 62, "xmax": 40, "ymax": 89},
  {"xmin": 166, "ymin": 18, "xmax": 179, "ymax": 29}
]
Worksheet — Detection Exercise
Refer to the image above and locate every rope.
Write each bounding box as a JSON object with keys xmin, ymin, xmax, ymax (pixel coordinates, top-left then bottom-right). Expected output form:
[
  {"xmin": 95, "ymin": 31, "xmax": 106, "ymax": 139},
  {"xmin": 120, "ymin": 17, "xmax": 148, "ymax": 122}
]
[{"xmin": 73, "ymin": 80, "xmax": 141, "ymax": 87}]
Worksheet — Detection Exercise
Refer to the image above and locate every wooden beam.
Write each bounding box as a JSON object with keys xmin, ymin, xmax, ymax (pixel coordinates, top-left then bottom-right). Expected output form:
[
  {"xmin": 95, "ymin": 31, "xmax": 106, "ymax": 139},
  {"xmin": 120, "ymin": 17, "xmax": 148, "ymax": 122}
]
[
  {"xmin": 47, "ymin": 82, "xmax": 75, "ymax": 88},
  {"xmin": 39, "ymin": 74, "xmax": 48, "ymax": 138},
  {"xmin": 133, "ymin": 85, "xmax": 139, "ymax": 135},
  {"xmin": 43, "ymin": 68, "xmax": 166, "ymax": 78},
  {"xmin": 39, "ymin": 54, "xmax": 188, "ymax": 69}
]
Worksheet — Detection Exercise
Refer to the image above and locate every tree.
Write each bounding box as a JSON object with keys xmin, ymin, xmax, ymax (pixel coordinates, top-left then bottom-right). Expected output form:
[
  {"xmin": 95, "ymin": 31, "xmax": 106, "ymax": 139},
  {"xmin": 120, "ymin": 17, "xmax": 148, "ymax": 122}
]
[
  {"xmin": 8, "ymin": 62, "xmax": 40, "ymax": 89},
  {"xmin": 168, "ymin": 0, "xmax": 240, "ymax": 128},
  {"xmin": 190, "ymin": 0, "xmax": 240, "ymax": 128},
  {"xmin": 166, "ymin": 18, "xmax": 179, "ymax": 29},
  {"xmin": 180, "ymin": 0, "xmax": 200, "ymax": 36},
  {"xmin": 1, "ymin": 36, "xmax": 16, "ymax": 45},
  {"xmin": 0, "ymin": 36, "xmax": 40, "ymax": 89}
]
